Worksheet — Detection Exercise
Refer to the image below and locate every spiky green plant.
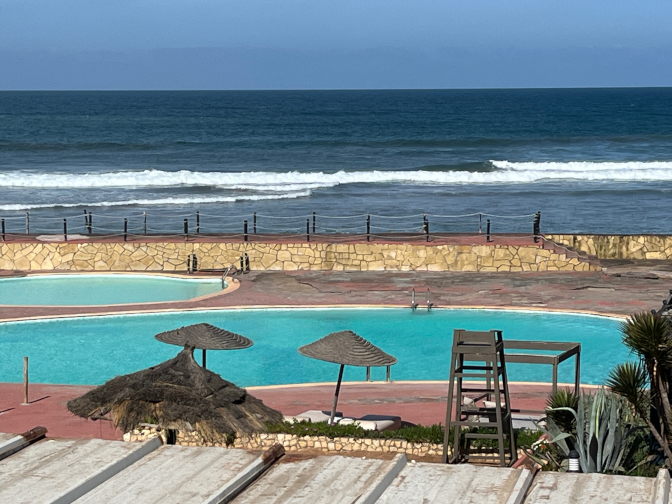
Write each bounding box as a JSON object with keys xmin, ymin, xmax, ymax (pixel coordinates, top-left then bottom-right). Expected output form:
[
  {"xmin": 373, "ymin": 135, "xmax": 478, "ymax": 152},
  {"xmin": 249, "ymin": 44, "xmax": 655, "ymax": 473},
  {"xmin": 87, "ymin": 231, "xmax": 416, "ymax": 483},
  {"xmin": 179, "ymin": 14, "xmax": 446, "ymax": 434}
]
[
  {"xmin": 606, "ymin": 312, "xmax": 672, "ymax": 469},
  {"xmin": 536, "ymin": 387, "xmax": 641, "ymax": 473},
  {"xmin": 546, "ymin": 388, "xmax": 580, "ymax": 434}
]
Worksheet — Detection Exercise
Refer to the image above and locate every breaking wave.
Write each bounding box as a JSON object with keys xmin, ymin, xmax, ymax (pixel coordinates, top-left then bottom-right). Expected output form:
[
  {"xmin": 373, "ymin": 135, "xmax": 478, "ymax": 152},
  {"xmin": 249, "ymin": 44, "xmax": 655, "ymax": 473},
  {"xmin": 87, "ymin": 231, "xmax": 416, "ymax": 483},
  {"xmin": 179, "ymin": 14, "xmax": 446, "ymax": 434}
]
[
  {"xmin": 0, "ymin": 191, "xmax": 311, "ymax": 211},
  {"xmin": 1, "ymin": 161, "xmax": 671, "ymax": 191}
]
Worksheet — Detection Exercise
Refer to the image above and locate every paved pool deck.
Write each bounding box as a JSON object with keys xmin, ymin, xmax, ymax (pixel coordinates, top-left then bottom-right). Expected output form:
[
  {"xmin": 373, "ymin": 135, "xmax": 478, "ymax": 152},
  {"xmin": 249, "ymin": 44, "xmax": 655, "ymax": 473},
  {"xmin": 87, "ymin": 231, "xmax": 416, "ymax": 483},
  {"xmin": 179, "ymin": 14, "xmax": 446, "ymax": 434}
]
[
  {"xmin": 1, "ymin": 261, "xmax": 671, "ymax": 439},
  {"xmin": 0, "ymin": 381, "xmax": 595, "ymax": 440},
  {"xmin": 1, "ymin": 261, "xmax": 671, "ymax": 321}
]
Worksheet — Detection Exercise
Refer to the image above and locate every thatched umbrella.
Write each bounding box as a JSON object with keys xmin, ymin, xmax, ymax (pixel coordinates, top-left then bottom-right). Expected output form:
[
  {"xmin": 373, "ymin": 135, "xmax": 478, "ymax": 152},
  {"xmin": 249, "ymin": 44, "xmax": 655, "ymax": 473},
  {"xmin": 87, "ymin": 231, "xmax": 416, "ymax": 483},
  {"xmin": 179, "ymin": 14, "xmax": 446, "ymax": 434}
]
[
  {"xmin": 155, "ymin": 323, "xmax": 253, "ymax": 369},
  {"xmin": 298, "ymin": 330, "xmax": 397, "ymax": 425},
  {"xmin": 67, "ymin": 346, "xmax": 282, "ymax": 441}
]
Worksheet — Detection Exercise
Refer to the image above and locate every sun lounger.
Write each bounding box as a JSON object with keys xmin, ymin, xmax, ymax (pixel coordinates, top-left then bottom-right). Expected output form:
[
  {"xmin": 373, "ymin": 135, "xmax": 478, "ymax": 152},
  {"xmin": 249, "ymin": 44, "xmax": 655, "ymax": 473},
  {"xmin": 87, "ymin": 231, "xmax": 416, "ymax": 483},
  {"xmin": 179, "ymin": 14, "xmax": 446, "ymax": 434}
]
[
  {"xmin": 338, "ymin": 415, "xmax": 402, "ymax": 431},
  {"xmin": 283, "ymin": 410, "xmax": 343, "ymax": 424},
  {"xmin": 284, "ymin": 410, "xmax": 401, "ymax": 431}
]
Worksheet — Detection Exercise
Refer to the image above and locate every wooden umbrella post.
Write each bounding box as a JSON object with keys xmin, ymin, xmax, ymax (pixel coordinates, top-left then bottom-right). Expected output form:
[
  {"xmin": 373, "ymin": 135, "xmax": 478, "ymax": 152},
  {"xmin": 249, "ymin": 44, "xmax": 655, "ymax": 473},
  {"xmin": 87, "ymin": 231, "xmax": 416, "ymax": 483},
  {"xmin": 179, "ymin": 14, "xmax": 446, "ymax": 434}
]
[
  {"xmin": 202, "ymin": 349, "xmax": 207, "ymax": 369},
  {"xmin": 329, "ymin": 364, "xmax": 345, "ymax": 426},
  {"xmin": 22, "ymin": 356, "xmax": 29, "ymax": 405}
]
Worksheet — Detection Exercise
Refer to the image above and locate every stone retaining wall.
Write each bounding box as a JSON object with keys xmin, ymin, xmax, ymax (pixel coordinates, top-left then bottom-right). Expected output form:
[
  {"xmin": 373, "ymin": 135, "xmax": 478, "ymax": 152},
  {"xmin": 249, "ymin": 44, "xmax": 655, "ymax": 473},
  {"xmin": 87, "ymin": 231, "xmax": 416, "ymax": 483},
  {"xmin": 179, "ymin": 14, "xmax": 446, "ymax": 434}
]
[
  {"xmin": 123, "ymin": 425, "xmax": 445, "ymax": 458},
  {"xmin": 0, "ymin": 240, "xmax": 597, "ymax": 272},
  {"xmin": 546, "ymin": 234, "xmax": 672, "ymax": 260}
]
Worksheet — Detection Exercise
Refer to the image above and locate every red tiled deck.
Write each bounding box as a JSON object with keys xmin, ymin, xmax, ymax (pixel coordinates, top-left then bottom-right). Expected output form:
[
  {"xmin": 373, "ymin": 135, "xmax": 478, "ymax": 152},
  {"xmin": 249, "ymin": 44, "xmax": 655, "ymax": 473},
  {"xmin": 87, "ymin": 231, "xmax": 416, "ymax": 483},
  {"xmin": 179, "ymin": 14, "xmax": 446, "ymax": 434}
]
[{"xmin": 0, "ymin": 381, "xmax": 593, "ymax": 439}]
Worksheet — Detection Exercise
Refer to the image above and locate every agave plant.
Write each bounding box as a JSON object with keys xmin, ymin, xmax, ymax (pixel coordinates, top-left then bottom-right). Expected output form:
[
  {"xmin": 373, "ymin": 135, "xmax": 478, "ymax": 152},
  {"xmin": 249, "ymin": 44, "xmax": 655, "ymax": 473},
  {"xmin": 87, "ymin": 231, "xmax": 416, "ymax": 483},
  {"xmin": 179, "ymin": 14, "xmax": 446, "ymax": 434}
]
[
  {"xmin": 606, "ymin": 311, "xmax": 672, "ymax": 469},
  {"xmin": 535, "ymin": 387, "xmax": 641, "ymax": 473}
]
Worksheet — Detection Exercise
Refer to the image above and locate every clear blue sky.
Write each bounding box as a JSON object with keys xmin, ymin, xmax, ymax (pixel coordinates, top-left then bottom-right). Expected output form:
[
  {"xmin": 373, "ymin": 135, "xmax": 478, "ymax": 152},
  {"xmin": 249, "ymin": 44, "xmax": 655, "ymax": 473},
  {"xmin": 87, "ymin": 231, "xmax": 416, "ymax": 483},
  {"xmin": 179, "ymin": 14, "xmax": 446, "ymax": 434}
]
[{"xmin": 1, "ymin": 0, "xmax": 671, "ymax": 89}]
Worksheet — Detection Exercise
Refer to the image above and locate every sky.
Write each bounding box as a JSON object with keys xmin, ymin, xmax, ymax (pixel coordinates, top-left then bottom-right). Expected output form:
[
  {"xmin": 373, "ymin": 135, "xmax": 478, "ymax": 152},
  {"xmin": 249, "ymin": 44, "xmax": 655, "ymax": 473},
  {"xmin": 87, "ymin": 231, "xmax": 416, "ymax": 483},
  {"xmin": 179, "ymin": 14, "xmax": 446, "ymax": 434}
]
[{"xmin": 1, "ymin": 0, "xmax": 671, "ymax": 90}]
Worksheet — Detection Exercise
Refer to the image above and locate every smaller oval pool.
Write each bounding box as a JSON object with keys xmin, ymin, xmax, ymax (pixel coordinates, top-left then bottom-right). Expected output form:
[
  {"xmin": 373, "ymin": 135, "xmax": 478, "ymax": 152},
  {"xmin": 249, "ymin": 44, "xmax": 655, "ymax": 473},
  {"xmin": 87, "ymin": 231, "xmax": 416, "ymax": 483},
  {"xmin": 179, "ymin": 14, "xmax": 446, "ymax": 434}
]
[{"xmin": 0, "ymin": 274, "xmax": 224, "ymax": 306}]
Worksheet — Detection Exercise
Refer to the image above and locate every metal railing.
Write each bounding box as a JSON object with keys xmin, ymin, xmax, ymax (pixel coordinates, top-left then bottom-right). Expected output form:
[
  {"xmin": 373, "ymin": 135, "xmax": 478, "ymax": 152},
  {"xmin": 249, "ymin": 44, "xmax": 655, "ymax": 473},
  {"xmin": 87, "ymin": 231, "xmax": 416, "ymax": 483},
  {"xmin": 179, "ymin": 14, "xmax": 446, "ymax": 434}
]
[{"xmin": 0, "ymin": 210, "xmax": 542, "ymax": 243}]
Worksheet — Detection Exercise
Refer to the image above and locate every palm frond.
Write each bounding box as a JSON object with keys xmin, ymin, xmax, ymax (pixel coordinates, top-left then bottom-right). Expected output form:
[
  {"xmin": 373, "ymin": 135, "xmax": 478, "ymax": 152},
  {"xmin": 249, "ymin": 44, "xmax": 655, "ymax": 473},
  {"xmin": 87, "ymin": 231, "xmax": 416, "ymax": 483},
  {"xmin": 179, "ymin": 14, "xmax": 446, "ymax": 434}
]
[
  {"xmin": 606, "ymin": 361, "xmax": 651, "ymax": 416},
  {"xmin": 620, "ymin": 312, "xmax": 672, "ymax": 366}
]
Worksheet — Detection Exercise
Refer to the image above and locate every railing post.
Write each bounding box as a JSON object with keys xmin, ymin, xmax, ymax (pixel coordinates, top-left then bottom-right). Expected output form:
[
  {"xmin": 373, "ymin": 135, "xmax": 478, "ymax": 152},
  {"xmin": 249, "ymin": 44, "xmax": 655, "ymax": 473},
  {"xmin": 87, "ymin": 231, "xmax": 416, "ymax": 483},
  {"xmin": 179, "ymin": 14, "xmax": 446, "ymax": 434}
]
[
  {"xmin": 425, "ymin": 219, "xmax": 430, "ymax": 242},
  {"xmin": 123, "ymin": 218, "xmax": 128, "ymax": 242},
  {"xmin": 253, "ymin": 212, "xmax": 257, "ymax": 234},
  {"xmin": 83, "ymin": 210, "xmax": 88, "ymax": 231},
  {"xmin": 63, "ymin": 218, "xmax": 67, "ymax": 241},
  {"xmin": 26, "ymin": 212, "xmax": 30, "ymax": 234},
  {"xmin": 196, "ymin": 211, "xmax": 200, "ymax": 234},
  {"xmin": 244, "ymin": 220, "xmax": 248, "ymax": 242},
  {"xmin": 1, "ymin": 218, "xmax": 5, "ymax": 241},
  {"xmin": 366, "ymin": 214, "xmax": 370, "ymax": 242},
  {"xmin": 533, "ymin": 211, "xmax": 541, "ymax": 243},
  {"xmin": 87, "ymin": 212, "xmax": 92, "ymax": 234},
  {"xmin": 486, "ymin": 219, "xmax": 491, "ymax": 243},
  {"xmin": 143, "ymin": 212, "xmax": 147, "ymax": 234},
  {"xmin": 183, "ymin": 218, "xmax": 188, "ymax": 239},
  {"xmin": 479, "ymin": 213, "xmax": 482, "ymax": 234},
  {"xmin": 306, "ymin": 219, "xmax": 310, "ymax": 242},
  {"xmin": 312, "ymin": 212, "xmax": 316, "ymax": 233}
]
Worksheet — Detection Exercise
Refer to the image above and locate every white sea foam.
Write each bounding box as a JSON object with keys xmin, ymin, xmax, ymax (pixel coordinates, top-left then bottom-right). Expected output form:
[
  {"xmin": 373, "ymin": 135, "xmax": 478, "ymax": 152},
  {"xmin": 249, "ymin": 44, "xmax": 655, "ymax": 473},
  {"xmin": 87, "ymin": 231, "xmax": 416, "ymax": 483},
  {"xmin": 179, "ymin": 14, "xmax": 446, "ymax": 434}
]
[
  {"xmin": 0, "ymin": 191, "xmax": 311, "ymax": 211},
  {"xmin": 1, "ymin": 161, "xmax": 671, "ymax": 191}
]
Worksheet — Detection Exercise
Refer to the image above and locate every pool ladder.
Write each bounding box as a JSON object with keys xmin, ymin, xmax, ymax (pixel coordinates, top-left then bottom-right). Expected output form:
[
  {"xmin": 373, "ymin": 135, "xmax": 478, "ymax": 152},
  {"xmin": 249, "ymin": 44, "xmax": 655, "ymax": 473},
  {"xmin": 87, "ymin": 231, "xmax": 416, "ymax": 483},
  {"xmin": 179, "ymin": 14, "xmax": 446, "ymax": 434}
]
[
  {"xmin": 222, "ymin": 262, "xmax": 241, "ymax": 288},
  {"xmin": 411, "ymin": 288, "xmax": 433, "ymax": 311}
]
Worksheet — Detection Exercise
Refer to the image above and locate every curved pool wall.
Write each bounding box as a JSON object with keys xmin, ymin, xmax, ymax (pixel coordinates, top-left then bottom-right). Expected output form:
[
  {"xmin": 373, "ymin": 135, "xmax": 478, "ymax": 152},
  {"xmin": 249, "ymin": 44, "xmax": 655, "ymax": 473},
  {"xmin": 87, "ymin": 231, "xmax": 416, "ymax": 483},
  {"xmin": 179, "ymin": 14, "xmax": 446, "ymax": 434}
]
[
  {"xmin": 0, "ymin": 308, "xmax": 628, "ymax": 387},
  {"xmin": 0, "ymin": 274, "xmax": 224, "ymax": 306}
]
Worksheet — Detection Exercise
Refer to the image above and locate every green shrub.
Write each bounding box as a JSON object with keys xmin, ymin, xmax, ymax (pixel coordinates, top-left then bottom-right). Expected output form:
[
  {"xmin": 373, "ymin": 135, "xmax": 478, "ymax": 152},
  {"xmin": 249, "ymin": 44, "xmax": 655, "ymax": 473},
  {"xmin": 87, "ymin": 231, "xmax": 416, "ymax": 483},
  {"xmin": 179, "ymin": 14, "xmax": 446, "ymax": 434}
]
[{"xmin": 265, "ymin": 421, "xmax": 539, "ymax": 450}]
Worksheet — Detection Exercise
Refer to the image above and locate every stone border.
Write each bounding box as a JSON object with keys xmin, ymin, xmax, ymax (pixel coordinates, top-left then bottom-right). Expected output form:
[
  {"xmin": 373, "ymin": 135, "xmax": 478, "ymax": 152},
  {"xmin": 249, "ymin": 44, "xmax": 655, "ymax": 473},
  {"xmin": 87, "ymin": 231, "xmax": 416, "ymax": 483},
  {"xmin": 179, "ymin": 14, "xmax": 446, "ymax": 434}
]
[
  {"xmin": 1, "ymin": 241, "xmax": 597, "ymax": 272},
  {"xmin": 123, "ymin": 426, "xmax": 445, "ymax": 458},
  {"xmin": 546, "ymin": 234, "xmax": 672, "ymax": 260}
]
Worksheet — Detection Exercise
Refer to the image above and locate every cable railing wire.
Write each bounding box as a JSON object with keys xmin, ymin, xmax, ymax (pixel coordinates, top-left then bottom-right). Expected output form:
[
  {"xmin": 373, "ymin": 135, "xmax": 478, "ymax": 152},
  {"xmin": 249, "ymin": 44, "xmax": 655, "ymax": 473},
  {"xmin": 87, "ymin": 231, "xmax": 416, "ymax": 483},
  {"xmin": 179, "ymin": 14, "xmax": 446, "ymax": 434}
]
[{"xmin": 0, "ymin": 209, "xmax": 541, "ymax": 239}]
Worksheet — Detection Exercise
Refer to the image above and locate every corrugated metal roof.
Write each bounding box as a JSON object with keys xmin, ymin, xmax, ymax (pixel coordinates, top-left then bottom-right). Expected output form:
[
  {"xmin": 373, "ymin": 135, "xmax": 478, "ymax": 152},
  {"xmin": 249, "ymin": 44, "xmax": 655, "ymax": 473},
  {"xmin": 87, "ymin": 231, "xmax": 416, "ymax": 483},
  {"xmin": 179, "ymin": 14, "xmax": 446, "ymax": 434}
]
[
  {"xmin": 377, "ymin": 463, "xmax": 530, "ymax": 504},
  {"xmin": 525, "ymin": 472, "xmax": 659, "ymax": 504},
  {"xmin": 231, "ymin": 455, "xmax": 401, "ymax": 504},
  {"xmin": 76, "ymin": 445, "xmax": 258, "ymax": 504},
  {"xmin": 0, "ymin": 438, "xmax": 146, "ymax": 504},
  {"xmin": 0, "ymin": 432, "xmax": 669, "ymax": 504}
]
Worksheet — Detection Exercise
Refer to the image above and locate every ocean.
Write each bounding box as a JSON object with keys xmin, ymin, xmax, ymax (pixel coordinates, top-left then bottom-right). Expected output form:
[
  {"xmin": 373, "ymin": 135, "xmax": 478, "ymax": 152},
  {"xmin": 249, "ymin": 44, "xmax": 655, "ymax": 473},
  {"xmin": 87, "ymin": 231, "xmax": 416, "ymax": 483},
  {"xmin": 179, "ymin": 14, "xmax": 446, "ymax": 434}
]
[{"xmin": 0, "ymin": 89, "xmax": 671, "ymax": 235}]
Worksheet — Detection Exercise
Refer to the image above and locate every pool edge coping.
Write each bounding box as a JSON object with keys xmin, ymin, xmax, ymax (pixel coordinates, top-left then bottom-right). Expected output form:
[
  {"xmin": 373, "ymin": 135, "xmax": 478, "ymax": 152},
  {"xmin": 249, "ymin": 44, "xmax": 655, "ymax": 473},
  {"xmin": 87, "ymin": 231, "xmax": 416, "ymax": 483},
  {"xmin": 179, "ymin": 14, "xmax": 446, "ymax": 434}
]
[
  {"xmin": 0, "ymin": 303, "xmax": 628, "ymax": 324},
  {"xmin": 245, "ymin": 380, "xmax": 602, "ymax": 390}
]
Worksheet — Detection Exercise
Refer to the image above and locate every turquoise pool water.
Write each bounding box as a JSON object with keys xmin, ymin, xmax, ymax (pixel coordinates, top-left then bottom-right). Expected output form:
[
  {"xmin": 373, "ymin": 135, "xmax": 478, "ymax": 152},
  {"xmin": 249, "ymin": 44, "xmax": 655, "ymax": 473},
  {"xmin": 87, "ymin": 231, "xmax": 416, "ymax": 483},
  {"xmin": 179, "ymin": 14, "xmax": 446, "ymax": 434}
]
[
  {"xmin": 0, "ymin": 274, "xmax": 223, "ymax": 305},
  {"xmin": 0, "ymin": 308, "xmax": 628, "ymax": 386}
]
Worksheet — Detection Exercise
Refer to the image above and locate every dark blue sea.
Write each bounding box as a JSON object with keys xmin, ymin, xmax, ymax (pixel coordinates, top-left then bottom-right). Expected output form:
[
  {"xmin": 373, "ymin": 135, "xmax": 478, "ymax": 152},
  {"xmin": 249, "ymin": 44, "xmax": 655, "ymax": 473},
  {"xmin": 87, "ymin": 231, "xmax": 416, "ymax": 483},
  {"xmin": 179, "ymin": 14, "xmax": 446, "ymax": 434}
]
[{"xmin": 0, "ymin": 89, "xmax": 671, "ymax": 235}]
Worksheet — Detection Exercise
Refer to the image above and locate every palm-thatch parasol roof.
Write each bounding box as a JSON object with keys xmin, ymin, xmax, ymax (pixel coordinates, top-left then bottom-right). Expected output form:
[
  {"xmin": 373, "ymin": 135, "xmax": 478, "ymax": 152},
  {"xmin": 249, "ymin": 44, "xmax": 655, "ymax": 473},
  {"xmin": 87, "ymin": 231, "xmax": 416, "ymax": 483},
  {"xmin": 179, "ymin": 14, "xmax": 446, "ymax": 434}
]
[
  {"xmin": 67, "ymin": 346, "xmax": 282, "ymax": 441},
  {"xmin": 298, "ymin": 330, "xmax": 397, "ymax": 425},
  {"xmin": 298, "ymin": 330, "xmax": 397, "ymax": 367},
  {"xmin": 155, "ymin": 323, "xmax": 253, "ymax": 350},
  {"xmin": 155, "ymin": 323, "xmax": 253, "ymax": 369}
]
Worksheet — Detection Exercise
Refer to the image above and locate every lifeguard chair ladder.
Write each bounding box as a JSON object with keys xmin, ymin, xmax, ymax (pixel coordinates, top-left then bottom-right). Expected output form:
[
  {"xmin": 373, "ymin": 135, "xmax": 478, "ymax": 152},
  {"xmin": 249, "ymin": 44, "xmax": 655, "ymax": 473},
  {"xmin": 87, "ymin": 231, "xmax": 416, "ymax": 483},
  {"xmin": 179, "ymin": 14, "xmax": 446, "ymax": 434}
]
[{"xmin": 442, "ymin": 329, "xmax": 517, "ymax": 467}]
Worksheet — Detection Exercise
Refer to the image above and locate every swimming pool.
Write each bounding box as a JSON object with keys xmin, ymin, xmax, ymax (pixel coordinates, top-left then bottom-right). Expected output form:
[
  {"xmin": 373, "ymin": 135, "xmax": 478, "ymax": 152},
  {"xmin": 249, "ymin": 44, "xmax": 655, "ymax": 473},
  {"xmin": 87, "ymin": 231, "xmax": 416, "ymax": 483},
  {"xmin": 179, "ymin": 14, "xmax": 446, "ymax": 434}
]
[
  {"xmin": 0, "ymin": 308, "xmax": 628, "ymax": 386},
  {"xmin": 0, "ymin": 274, "xmax": 224, "ymax": 305}
]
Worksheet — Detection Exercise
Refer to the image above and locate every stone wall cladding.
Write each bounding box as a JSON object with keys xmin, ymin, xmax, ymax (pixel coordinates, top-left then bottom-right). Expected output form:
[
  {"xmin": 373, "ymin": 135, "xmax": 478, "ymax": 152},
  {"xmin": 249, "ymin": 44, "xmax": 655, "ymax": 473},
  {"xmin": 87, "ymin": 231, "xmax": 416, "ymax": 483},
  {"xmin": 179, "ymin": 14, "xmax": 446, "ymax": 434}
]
[
  {"xmin": 546, "ymin": 234, "xmax": 672, "ymax": 260},
  {"xmin": 0, "ymin": 241, "xmax": 598, "ymax": 272},
  {"xmin": 123, "ymin": 426, "xmax": 445, "ymax": 458}
]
